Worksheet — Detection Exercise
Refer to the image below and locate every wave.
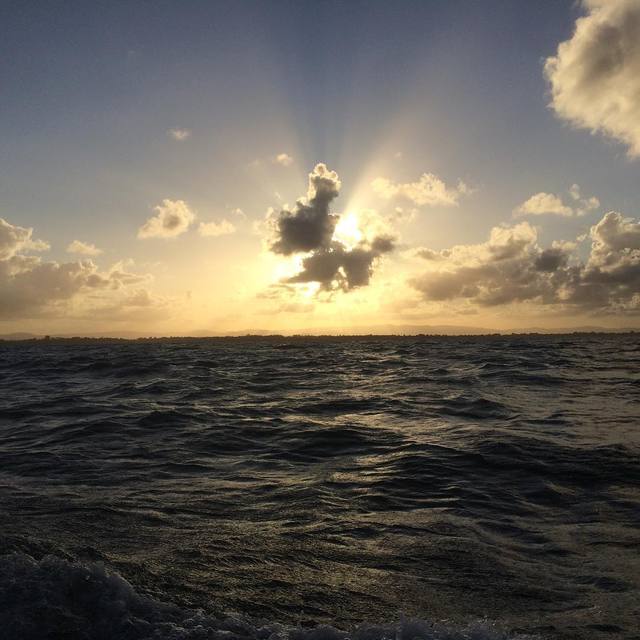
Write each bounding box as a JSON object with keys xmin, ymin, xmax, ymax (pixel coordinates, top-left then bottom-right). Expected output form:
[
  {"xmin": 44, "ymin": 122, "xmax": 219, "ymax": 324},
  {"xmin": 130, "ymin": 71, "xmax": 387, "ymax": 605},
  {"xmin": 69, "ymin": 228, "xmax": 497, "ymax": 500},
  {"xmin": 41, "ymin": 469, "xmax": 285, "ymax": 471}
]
[
  {"xmin": 0, "ymin": 553, "xmax": 533, "ymax": 640},
  {"xmin": 1, "ymin": 336, "xmax": 638, "ymax": 638}
]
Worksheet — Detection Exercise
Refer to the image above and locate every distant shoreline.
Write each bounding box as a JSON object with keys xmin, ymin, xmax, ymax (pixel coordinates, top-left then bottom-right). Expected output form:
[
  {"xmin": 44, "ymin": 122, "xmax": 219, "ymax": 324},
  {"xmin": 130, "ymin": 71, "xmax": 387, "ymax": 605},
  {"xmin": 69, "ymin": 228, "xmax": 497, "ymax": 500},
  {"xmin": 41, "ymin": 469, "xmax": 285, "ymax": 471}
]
[{"xmin": 0, "ymin": 330, "xmax": 637, "ymax": 344}]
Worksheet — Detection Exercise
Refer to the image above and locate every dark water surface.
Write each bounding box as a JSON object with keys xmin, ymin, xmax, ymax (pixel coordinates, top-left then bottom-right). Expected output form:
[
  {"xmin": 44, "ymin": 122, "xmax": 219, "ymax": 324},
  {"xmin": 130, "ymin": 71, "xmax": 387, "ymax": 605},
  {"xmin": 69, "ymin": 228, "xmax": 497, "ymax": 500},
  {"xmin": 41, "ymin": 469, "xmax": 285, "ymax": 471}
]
[{"xmin": 0, "ymin": 335, "xmax": 639, "ymax": 639}]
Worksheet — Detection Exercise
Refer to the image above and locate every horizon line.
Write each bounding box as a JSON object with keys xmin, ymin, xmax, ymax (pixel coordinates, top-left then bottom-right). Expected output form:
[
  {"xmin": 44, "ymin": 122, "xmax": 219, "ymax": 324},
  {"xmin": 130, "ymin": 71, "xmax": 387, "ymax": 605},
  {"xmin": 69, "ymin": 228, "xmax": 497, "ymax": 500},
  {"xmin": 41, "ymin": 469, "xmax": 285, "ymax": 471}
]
[{"xmin": 2, "ymin": 329, "xmax": 639, "ymax": 343}]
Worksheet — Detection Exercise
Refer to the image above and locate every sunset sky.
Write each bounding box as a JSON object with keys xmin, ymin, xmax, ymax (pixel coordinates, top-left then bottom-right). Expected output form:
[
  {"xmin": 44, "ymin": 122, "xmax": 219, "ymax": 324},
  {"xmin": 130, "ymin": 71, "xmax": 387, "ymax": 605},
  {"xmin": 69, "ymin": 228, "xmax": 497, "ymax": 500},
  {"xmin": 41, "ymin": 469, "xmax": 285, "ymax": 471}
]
[{"xmin": 2, "ymin": 0, "xmax": 640, "ymax": 335}]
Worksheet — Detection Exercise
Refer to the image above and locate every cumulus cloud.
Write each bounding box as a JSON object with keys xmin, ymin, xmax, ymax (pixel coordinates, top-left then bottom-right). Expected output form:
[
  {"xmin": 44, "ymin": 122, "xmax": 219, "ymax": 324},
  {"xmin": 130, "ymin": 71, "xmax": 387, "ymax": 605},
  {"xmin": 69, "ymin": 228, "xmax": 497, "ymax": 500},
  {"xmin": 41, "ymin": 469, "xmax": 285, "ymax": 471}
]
[
  {"xmin": 0, "ymin": 226, "xmax": 163, "ymax": 321},
  {"xmin": 268, "ymin": 164, "xmax": 395, "ymax": 292},
  {"xmin": 514, "ymin": 184, "xmax": 599, "ymax": 217},
  {"xmin": 545, "ymin": 0, "xmax": 640, "ymax": 157},
  {"xmin": 66, "ymin": 240, "xmax": 103, "ymax": 256},
  {"xmin": 412, "ymin": 223, "xmax": 571, "ymax": 306},
  {"xmin": 168, "ymin": 128, "xmax": 191, "ymax": 141},
  {"xmin": 270, "ymin": 163, "xmax": 341, "ymax": 255},
  {"xmin": 198, "ymin": 219, "xmax": 236, "ymax": 237},
  {"xmin": 590, "ymin": 211, "xmax": 640, "ymax": 257},
  {"xmin": 1, "ymin": 257, "xmax": 113, "ymax": 319},
  {"xmin": 289, "ymin": 235, "xmax": 396, "ymax": 292},
  {"xmin": 138, "ymin": 199, "xmax": 195, "ymax": 239},
  {"xmin": 0, "ymin": 218, "xmax": 49, "ymax": 260},
  {"xmin": 568, "ymin": 212, "xmax": 640, "ymax": 310},
  {"xmin": 411, "ymin": 210, "xmax": 640, "ymax": 313},
  {"xmin": 515, "ymin": 193, "xmax": 573, "ymax": 217},
  {"xmin": 371, "ymin": 173, "xmax": 469, "ymax": 207},
  {"xmin": 0, "ymin": 218, "xmax": 168, "ymax": 321},
  {"xmin": 273, "ymin": 153, "xmax": 294, "ymax": 167}
]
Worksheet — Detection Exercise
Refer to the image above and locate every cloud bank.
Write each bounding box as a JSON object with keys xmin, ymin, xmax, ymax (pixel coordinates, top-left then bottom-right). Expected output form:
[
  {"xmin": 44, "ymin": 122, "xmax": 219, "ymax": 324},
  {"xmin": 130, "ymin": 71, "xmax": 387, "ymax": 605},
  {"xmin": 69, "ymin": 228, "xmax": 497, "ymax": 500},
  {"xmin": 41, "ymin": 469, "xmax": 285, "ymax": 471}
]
[
  {"xmin": 412, "ymin": 210, "xmax": 640, "ymax": 313},
  {"xmin": 269, "ymin": 164, "xmax": 395, "ymax": 291},
  {"xmin": 0, "ymin": 218, "xmax": 165, "ymax": 321},
  {"xmin": 545, "ymin": 0, "xmax": 640, "ymax": 157}
]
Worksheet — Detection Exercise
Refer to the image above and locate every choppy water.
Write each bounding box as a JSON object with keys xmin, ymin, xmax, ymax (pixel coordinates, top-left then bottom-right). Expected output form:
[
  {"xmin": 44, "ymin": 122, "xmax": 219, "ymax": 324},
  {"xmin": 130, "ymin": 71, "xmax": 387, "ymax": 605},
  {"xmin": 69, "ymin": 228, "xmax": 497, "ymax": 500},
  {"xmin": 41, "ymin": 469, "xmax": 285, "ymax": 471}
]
[{"xmin": 0, "ymin": 335, "xmax": 639, "ymax": 640}]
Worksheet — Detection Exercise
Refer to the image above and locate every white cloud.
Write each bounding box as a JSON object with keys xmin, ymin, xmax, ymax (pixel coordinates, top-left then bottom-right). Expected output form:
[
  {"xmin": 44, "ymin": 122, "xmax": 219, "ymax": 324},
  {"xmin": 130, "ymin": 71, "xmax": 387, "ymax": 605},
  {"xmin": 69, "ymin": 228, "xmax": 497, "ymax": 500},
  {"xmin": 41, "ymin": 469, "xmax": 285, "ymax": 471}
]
[
  {"xmin": 589, "ymin": 210, "xmax": 640, "ymax": 263},
  {"xmin": 545, "ymin": 0, "xmax": 640, "ymax": 157},
  {"xmin": 168, "ymin": 128, "xmax": 191, "ymax": 141},
  {"xmin": 198, "ymin": 219, "xmax": 236, "ymax": 237},
  {"xmin": 138, "ymin": 199, "xmax": 195, "ymax": 239},
  {"xmin": 371, "ymin": 173, "xmax": 469, "ymax": 207},
  {"xmin": 66, "ymin": 240, "xmax": 103, "ymax": 256},
  {"xmin": 273, "ymin": 153, "xmax": 294, "ymax": 167},
  {"xmin": 0, "ymin": 218, "xmax": 49, "ymax": 260},
  {"xmin": 515, "ymin": 192, "xmax": 573, "ymax": 217},
  {"xmin": 514, "ymin": 184, "xmax": 600, "ymax": 217}
]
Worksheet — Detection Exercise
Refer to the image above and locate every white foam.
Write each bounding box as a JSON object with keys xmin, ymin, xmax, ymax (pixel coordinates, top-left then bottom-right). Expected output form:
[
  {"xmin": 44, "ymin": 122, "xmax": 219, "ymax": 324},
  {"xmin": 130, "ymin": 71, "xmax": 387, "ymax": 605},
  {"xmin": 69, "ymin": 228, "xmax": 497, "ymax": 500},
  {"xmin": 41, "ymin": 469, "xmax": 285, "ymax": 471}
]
[{"xmin": 0, "ymin": 553, "xmax": 535, "ymax": 640}]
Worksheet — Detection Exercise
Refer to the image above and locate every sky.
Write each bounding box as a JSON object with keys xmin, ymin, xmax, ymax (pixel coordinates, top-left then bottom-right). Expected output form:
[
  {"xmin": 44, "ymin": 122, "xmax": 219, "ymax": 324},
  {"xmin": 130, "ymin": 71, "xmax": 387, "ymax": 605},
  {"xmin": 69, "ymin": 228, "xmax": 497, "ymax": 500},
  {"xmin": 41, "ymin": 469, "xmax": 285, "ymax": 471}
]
[{"xmin": 1, "ymin": 0, "xmax": 640, "ymax": 335}]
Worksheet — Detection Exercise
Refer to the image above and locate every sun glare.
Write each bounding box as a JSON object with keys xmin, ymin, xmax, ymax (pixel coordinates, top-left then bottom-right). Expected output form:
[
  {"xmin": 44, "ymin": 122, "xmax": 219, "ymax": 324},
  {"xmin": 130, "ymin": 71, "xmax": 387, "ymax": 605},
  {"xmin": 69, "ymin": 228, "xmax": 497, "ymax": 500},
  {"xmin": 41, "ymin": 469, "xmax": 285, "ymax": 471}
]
[
  {"xmin": 333, "ymin": 211, "xmax": 363, "ymax": 250},
  {"xmin": 272, "ymin": 254, "xmax": 305, "ymax": 281},
  {"xmin": 300, "ymin": 282, "xmax": 321, "ymax": 298}
]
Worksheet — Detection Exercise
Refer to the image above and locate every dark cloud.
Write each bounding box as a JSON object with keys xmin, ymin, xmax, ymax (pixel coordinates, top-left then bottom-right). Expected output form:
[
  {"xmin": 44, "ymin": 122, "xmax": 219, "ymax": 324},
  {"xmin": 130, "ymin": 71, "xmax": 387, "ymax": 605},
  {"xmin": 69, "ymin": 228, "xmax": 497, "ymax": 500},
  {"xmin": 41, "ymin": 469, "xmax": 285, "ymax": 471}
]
[
  {"xmin": 534, "ymin": 246, "xmax": 571, "ymax": 272},
  {"xmin": 288, "ymin": 236, "xmax": 396, "ymax": 291},
  {"xmin": 269, "ymin": 165, "xmax": 395, "ymax": 292},
  {"xmin": 271, "ymin": 164, "xmax": 340, "ymax": 255}
]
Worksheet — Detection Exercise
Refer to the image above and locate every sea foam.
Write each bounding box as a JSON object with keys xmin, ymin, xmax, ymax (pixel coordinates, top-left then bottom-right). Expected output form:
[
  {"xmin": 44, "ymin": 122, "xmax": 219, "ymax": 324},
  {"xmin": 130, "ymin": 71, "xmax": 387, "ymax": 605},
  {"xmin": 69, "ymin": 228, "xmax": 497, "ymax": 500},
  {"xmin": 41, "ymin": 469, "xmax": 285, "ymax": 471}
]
[{"xmin": 0, "ymin": 553, "xmax": 533, "ymax": 640}]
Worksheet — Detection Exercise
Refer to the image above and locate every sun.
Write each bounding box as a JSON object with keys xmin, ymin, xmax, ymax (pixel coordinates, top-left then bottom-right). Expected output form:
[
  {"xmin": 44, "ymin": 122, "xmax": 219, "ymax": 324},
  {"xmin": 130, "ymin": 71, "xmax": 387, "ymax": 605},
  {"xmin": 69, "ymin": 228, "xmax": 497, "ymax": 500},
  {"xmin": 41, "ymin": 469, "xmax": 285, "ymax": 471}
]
[
  {"xmin": 272, "ymin": 254, "xmax": 305, "ymax": 281},
  {"xmin": 333, "ymin": 211, "xmax": 363, "ymax": 250}
]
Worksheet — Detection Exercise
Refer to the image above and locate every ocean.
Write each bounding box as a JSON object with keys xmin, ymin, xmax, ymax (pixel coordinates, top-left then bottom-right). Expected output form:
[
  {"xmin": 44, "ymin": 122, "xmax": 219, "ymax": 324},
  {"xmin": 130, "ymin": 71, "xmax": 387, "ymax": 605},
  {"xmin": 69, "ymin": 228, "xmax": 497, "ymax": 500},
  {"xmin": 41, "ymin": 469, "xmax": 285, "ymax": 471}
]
[{"xmin": 0, "ymin": 335, "xmax": 638, "ymax": 640}]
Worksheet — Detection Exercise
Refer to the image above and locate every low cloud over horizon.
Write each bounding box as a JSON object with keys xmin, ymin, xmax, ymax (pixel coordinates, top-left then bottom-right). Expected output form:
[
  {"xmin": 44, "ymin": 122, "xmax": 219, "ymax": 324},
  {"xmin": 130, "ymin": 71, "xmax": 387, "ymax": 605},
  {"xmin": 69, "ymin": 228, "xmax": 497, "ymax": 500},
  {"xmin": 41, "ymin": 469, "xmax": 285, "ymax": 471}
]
[
  {"xmin": 412, "ymin": 210, "xmax": 640, "ymax": 315},
  {"xmin": 0, "ymin": 217, "xmax": 166, "ymax": 323}
]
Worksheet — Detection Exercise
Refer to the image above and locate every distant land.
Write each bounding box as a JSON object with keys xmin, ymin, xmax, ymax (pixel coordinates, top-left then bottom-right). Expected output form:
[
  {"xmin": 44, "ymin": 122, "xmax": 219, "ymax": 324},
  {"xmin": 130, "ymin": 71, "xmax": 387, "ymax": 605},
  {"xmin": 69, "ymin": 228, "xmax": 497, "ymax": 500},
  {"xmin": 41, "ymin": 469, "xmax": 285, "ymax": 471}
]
[{"xmin": 1, "ymin": 324, "xmax": 638, "ymax": 341}]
